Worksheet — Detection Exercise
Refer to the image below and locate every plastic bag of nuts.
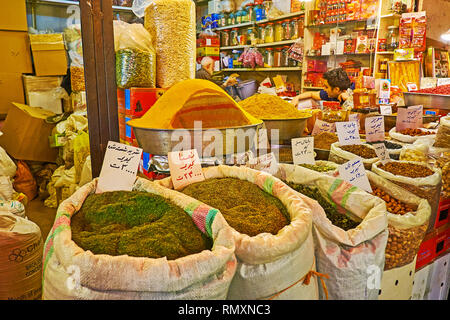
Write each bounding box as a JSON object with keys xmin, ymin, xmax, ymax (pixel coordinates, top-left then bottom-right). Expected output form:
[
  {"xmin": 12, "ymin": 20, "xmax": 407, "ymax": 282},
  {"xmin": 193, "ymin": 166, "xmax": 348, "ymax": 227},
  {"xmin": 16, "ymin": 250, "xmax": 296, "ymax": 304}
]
[
  {"xmin": 372, "ymin": 160, "xmax": 442, "ymax": 234},
  {"xmin": 367, "ymin": 171, "xmax": 431, "ymax": 270},
  {"xmin": 329, "ymin": 142, "xmax": 379, "ymax": 170},
  {"xmin": 70, "ymin": 66, "xmax": 85, "ymax": 92}
]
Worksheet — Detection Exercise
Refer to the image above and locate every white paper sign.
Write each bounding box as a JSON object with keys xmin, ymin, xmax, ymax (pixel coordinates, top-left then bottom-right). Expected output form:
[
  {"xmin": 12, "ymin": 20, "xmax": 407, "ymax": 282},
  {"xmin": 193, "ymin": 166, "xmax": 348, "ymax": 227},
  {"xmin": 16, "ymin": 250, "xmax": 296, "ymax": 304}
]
[
  {"xmin": 336, "ymin": 121, "xmax": 362, "ymax": 146},
  {"xmin": 349, "ymin": 113, "xmax": 360, "ymax": 129},
  {"xmin": 365, "ymin": 116, "xmax": 385, "ymax": 142},
  {"xmin": 291, "ymin": 137, "xmax": 315, "ymax": 165},
  {"xmin": 322, "ymin": 43, "xmax": 331, "ymax": 56},
  {"xmin": 97, "ymin": 141, "xmax": 143, "ymax": 193},
  {"xmin": 336, "ymin": 40, "xmax": 345, "ymax": 55},
  {"xmin": 338, "ymin": 158, "xmax": 372, "ymax": 193},
  {"xmin": 437, "ymin": 78, "xmax": 450, "ymax": 86},
  {"xmin": 168, "ymin": 149, "xmax": 205, "ymax": 190},
  {"xmin": 396, "ymin": 105, "xmax": 423, "ymax": 131},
  {"xmin": 380, "ymin": 105, "xmax": 392, "ymax": 115},
  {"xmin": 312, "ymin": 119, "xmax": 336, "ymax": 135},
  {"xmin": 372, "ymin": 143, "xmax": 391, "ymax": 164},
  {"xmin": 247, "ymin": 152, "xmax": 279, "ymax": 175}
]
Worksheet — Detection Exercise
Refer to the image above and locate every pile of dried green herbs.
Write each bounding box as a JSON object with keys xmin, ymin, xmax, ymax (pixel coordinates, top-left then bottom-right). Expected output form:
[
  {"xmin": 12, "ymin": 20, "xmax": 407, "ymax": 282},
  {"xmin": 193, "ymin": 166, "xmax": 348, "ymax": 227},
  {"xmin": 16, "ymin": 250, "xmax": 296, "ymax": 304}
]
[
  {"xmin": 286, "ymin": 182, "xmax": 360, "ymax": 231},
  {"xmin": 71, "ymin": 191, "xmax": 212, "ymax": 260},
  {"xmin": 181, "ymin": 178, "xmax": 290, "ymax": 237}
]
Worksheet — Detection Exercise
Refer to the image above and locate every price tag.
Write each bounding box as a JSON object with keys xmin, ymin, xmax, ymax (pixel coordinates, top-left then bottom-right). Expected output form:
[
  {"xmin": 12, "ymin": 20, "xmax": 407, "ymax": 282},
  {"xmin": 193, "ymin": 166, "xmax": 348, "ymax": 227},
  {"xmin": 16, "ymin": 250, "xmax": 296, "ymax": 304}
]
[
  {"xmin": 437, "ymin": 78, "xmax": 450, "ymax": 86},
  {"xmin": 247, "ymin": 152, "xmax": 279, "ymax": 175},
  {"xmin": 322, "ymin": 43, "xmax": 331, "ymax": 56},
  {"xmin": 312, "ymin": 119, "xmax": 336, "ymax": 136},
  {"xmin": 168, "ymin": 149, "xmax": 205, "ymax": 190},
  {"xmin": 380, "ymin": 105, "xmax": 392, "ymax": 115},
  {"xmin": 336, "ymin": 40, "xmax": 345, "ymax": 55},
  {"xmin": 291, "ymin": 137, "xmax": 315, "ymax": 165},
  {"xmin": 365, "ymin": 116, "xmax": 385, "ymax": 142},
  {"xmin": 396, "ymin": 105, "xmax": 423, "ymax": 131},
  {"xmin": 338, "ymin": 158, "xmax": 372, "ymax": 193},
  {"xmin": 336, "ymin": 121, "xmax": 361, "ymax": 146},
  {"xmin": 372, "ymin": 143, "xmax": 390, "ymax": 164},
  {"xmin": 349, "ymin": 113, "xmax": 360, "ymax": 129},
  {"xmin": 97, "ymin": 141, "xmax": 143, "ymax": 193}
]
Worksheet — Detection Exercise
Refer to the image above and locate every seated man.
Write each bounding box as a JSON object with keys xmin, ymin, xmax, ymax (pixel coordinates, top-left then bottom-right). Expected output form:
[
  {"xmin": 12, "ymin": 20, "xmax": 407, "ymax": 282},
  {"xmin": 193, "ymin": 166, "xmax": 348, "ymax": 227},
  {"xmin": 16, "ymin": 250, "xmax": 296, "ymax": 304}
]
[
  {"xmin": 291, "ymin": 68, "xmax": 354, "ymax": 106},
  {"xmin": 196, "ymin": 56, "xmax": 237, "ymax": 88}
]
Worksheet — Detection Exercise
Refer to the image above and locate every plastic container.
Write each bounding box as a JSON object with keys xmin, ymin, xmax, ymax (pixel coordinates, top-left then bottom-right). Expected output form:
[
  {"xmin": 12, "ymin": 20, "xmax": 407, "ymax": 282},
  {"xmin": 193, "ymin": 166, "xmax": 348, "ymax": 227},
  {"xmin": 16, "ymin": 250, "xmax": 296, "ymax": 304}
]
[
  {"xmin": 236, "ymin": 79, "xmax": 258, "ymax": 100},
  {"xmin": 283, "ymin": 20, "xmax": 291, "ymax": 41},
  {"xmin": 255, "ymin": 4, "xmax": 264, "ymax": 21},
  {"xmin": 274, "ymin": 21, "xmax": 284, "ymax": 42},
  {"xmin": 265, "ymin": 48, "xmax": 274, "ymax": 67},
  {"xmin": 265, "ymin": 23, "xmax": 275, "ymax": 43},
  {"xmin": 281, "ymin": 46, "xmax": 290, "ymax": 67},
  {"xmin": 274, "ymin": 47, "xmax": 282, "ymax": 67}
]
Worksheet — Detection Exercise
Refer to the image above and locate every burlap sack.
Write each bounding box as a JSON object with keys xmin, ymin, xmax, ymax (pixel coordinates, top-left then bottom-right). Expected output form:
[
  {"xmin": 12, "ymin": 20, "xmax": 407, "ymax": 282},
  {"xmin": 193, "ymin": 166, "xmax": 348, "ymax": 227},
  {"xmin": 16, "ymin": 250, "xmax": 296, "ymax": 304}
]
[
  {"xmin": 157, "ymin": 165, "xmax": 320, "ymax": 300},
  {"xmin": 275, "ymin": 164, "xmax": 389, "ymax": 300},
  {"xmin": 42, "ymin": 177, "xmax": 237, "ymax": 300}
]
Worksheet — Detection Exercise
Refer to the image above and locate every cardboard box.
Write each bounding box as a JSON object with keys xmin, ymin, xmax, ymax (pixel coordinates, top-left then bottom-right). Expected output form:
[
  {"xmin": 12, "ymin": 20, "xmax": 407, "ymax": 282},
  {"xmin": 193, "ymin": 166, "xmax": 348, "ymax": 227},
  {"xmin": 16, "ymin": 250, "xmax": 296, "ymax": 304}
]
[
  {"xmin": 435, "ymin": 224, "xmax": 448, "ymax": 258},
  {"xmin": 0, "ymin": 0, "xmax": 28, "ymax": 31},
  {"xmin": 117, "ymin": 88, "xmax": 125, "ymax": 114},
  {"xmin": 22, "ymin": 75, "xmax": 64, "ymax": 113},
  {"xmin": 124, "ymin": 88, "xmax": 166, "ymax": 119},
  {"xmin": 416, "ymin": 231, "xmax": 436, "ymax": 270},
  {"xmin": 29, "ymin": 34, "xmax": 68, "ymax": 76},
  {"xmin": 196, "ymin": 38, "xmax": 220, "ymax": 47},
  {"xmin": 0, "ymin": 31, "xmax": 33, "ymax": 74},
  {"xmin": 0, "ymin": 103, "xmax": 58, "ymax": 162},
  {"xmin": 197, "ymin": 47, "xmax": 220, "ymax": 57},
  {"xmin": 435, "ymin": 198, "xmax": 450, "ymax": 229},
  {"xmin": 0, "ymin": 73, "xmax": 25, "ymax": 116}
]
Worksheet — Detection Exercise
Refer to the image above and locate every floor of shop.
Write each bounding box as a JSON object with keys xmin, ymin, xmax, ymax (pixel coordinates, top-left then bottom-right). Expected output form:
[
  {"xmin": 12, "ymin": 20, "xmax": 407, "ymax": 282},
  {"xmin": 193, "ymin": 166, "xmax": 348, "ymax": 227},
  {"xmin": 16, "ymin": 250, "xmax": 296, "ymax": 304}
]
[{"xmin": 26, "ymin": 198, "xmax": 57, "ymax": 241}]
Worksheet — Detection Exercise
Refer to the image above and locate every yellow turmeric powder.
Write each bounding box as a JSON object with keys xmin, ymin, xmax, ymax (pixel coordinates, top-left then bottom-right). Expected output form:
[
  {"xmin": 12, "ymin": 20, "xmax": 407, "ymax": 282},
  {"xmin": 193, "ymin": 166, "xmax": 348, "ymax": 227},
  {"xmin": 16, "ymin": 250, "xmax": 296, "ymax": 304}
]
[{"xmin": 239, "ymin": 94, "xmax": 311, "ymax": 120}]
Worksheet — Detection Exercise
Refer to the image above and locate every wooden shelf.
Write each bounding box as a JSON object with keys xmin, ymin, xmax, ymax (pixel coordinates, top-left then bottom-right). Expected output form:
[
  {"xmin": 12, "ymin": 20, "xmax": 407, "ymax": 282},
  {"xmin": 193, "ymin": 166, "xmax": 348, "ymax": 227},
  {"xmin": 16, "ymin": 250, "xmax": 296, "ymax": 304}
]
[
  {"xmin": 376, "ymin": 51, "xmax": 395, "ymax": 54},
  {"xmin": 222, "ymin": 67, "xmax": 302, "ymax": 72},
  {"xmin": 213, "ymin": 11, "xmax": 305, "ymax": 31},
  {"xmin": 221, "ymin": 39, "xmax": 299, "ymax": 51},
  {"xmin": 306, "ymin": 19, "xmax": 369, "ymax": 28},
  {"xmin": 27, "ymin": 0, "xmax": 134, "ymax": 12},
  {"xmin": 306, "ymin": 53, "xmax": 373, "ymax": 57}
]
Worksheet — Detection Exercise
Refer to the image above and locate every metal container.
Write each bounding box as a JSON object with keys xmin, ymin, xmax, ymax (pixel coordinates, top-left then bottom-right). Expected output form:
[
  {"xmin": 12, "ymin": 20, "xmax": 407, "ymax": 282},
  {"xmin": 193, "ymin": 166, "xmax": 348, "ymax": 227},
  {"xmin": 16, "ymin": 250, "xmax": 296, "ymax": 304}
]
[
  {"xmin": 262, "ymin": 115, "xmax": 312, "ymax": 144},
  {"xmin": 314, "ymin": 148, "xmax": 330, "ymax": 161},
  {"xmin": 133, "ymin": 123, "xmax": 263, "ymax": 157},
  {"xmin": 403, "ymin": 92, "xmax": 450, "ymax": 110}
]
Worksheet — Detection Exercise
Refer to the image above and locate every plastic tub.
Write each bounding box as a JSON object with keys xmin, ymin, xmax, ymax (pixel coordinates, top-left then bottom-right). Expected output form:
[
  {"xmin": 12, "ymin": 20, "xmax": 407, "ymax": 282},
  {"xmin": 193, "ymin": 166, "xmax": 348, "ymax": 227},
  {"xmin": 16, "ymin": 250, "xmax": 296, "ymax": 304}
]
[{"xmin": 236, "ymin": 79, "xmax": 258, "ymax": 100}]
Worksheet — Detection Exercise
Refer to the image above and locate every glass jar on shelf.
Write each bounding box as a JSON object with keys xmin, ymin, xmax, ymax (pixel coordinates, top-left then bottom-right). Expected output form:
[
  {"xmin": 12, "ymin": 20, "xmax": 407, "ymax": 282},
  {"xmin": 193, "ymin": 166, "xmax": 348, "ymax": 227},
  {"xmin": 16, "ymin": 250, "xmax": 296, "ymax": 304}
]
[
  {"xmin": 288, "ymin": 58, "xmax": 298, "ymax": 67},
  {"xmin": 265, "ymin": 48, "xmax": 274, "ymax": 67},
  {"xmin": 247, "ymin": 27, "xmax": 258, "ymax": 45},
  {"xmin": 274, "ymin": 21, "xmax": 284, "ymax": 42},
  {"xmin": 259, "ymin": 24, "xmax": 267, "ymax": 43},
  {"xmin": 236, "ymin": 10, "xmax": 243, "ymax": 24},
  {"xmin": 220, "ymin": 12, "xmax": 228, "ymax": 27},
  {"xmin": 241, "ymin": 8, "xmax": 249, "ymax": 23},
  {"xmin": 228, "ymin": 12, "xmax": 236, "ymax": 25},
  {"xmin": 386, "ymin": 26, "xmax": 399, "ymax": 51},
  {"xmin": 281, "ymin": 46, "xmax": 290, "ymax": 67},
  {"xmin": 290, "ymin": 18, "xmax": 299, "ymax": 40},
  {"xmin": 247, "ymin": 3, "xmax": 255, "ymax": 22},
  {"xmin": 282, "ymin": 20, "xmax": 292, "ymax": 41},
  {"xmin": 274, "ymin": 47, "xmax": 282, "ymax": 67},
  {"xmin": 220, "ymin": 29, "xmax": 231, "ymax": 47},
  {"xmin": 265, "ymin": 22, "xmax": 275, "ymax": 43},
  {"xmin": 239, "ymin": 29, "xmax": 248, "ymax": 45},
  {"xmin": 230, "ymin": 28, "xmax": 239, "ymax": 46},
  {"xmin": 298, "ymin": 16, "xmax": 305, "ymax": 38}
]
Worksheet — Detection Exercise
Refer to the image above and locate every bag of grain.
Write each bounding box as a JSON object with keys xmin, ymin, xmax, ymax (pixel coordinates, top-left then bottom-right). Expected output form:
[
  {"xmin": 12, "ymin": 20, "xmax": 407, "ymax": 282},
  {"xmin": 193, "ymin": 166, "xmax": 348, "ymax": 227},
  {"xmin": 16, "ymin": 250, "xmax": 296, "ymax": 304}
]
[
  {"xmin": 0, "ymin": 146, "xmax": 17, "ymax": 178},
  {"xmin": 389, "ymin": 127, "xmax": 437, "ymax": 144},
  {"xmin": 433, "ymin": 116, "xmax": 450, "ymax": 148},
  {"xmin": 275, "ymin": 164, "xmax": 389, "ymax": 300},
  {"xmin": 0, "ymin": 212, "xmax": 43, "ymax": 300},
  {"xmin": 372, "ymin": 160, "xmax": 442, "ymax": 234},
  {"xmin": 366, "ymin": 171, "xmax": 431, "ymax": 270},
  {"xmin": 42, "ymin": 177, "xmax": 236, "ymax": 300},
  {"xmin": 328, "ymin": 142, "xmax": 379, "ymax": 170},
  {"xmin": 134, "ymin": 0, "xmax": 196, "ymax": 88},
  {"xmin": 157, "ymin": 165, "xmax": 320, "ymax": 300}
]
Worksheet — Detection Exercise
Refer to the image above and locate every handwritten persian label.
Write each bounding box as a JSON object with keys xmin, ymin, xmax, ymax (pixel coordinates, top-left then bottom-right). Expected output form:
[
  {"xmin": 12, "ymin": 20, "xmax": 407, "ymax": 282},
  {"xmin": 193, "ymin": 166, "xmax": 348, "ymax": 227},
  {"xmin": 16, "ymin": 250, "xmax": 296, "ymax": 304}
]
[
  {"xmin": 168, "ymin": 149, "xmax": 205, "ymax": 190},
  {"xmin": 379, "ymin": 105, "xmax": 392, "ymax": 115},
  {"xmin": 247, "ymin": 152, "xmax": 279, "ymax": 175},
  {"xmin": 338, "ymin": 158, "xmax": 372, "ymax": 193},
  {"xmin": 396, "ymin": 105, "xmax": 423, "ymax": 131},
  {"xmin": 349, "ymin": 113, "xmax": 361, "ymax": 129},
  {"xmin": 312, "ymin": 119, "xmax": 336, "ymax": 136},
  {"xmin": 291, "ymin": 137, "xmax": 315, "ymax": 165},
  {"xmin": 97, "ymin": 141, "xmax": 143, "ymax": 193},
  {"xmin": 254, "ymin": 128, "xmax": 269, "ymax": 150},
  {"xmin": 372, "ymin": 143, "xmax": 390, "ymax": 164},
  {"xmin": 336, "ymin": 121, "xmax": 362, "ymax": 146},
  {"xmin": 365, "ymin": 116, "xmax": 385, "ymax": 142}
]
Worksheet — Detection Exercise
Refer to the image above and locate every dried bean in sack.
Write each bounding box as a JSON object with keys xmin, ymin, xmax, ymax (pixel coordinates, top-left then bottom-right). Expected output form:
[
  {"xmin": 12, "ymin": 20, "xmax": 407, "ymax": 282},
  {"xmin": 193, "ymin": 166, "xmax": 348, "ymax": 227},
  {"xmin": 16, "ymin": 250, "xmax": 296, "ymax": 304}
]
[
  {"xmin": 275, "ymin": 164, "xmax": 389, "ymax": 300},
  {"xmin": 434, "ymin": 116, "xmax": 450, "ymax": 148},
  {"xmin": 42, "ymin": 177, "xmax": 237, "ymax": 300},
  {"xmin": 157, "ymin": 165, "xmax": 320, "ymax": 300},
  {"xmin": 372, "ymin": 160, "xmax": 442, "ymax": 234},
  {"xmin": 329, "ymin": 142, "xmax": 379, "ymax": 170},
  {"xmin": 367, "ymin": 171, "xmax": 431, "ymax": 270}
]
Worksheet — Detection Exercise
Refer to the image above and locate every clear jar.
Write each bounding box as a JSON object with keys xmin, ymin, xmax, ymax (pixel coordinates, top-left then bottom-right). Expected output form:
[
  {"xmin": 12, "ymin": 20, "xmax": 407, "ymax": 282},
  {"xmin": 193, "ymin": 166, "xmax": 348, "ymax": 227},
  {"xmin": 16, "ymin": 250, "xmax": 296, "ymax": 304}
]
[
  {"xmin": 386, "ymin": 26, "xmax": 399, "ymax": 51},
  {"xmin": 231, "ymin": 28, "xmax": 239, "ymax": 46},
  {"xmin": 288, "ymin": 58, "xmax": 298, "ymax": 67},
  {"xmin": 266, "ymin": 48, "xmax": 274, "ymax": 67},
  {"xmin": 239, "ymin": 29, "xmax": 248, "ymax": 45},
  {"xmin": 282, "ymin": 20, "xmax": 292, "ymax": 41},
  {"xmin": 274, "ymin": 21, "xmax": 284, "ymax": 42},
  {"xmin": 236, "ymin": 10, "xmax": 242, "ymax": 24},
  {"xmin": 259, "ymin": 24, "xmax": 267, "ymax": 44},
  {"xmin": 274, "ymin": 47, "xmax": 282, "ymax": 67},
  {"xmin": 228, "ymin": 12, "xmax": 235, "ymax": 25},
  {"xmin": 290, "ymin": 18, "xmax": 299, "ymax": 40},
  {"xmin": 247, "ymin": 4, "xmax": 255, "ymax": 22},
  {"xmin": 247, "ymin": 27, "xmax": 258, "ymax": 45},
  {"xmin": 241, "ymin": 8, "xmax": 249, "ymax": 23},
  {"xmin": 265, "ymin": 23, "xmax": 275, "ymax": 43},
  {"xmin": 220, "ymin": 12, "xmax": 228, "ymax": 27},
  {"xmin": 281, "ymin": 46, "xmax": 290, "ymax": 67},
  {"xmin": 221, "ymin": 29, "xmax": 231, "ymax": 47}
]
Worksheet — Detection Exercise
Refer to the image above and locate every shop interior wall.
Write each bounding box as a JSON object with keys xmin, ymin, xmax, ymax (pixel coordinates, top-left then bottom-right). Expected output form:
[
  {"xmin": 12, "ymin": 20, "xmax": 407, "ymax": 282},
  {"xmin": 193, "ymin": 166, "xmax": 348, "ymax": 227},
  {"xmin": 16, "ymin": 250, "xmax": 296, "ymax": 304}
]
[{"xmin": 418, "ymin": 0, "xmax": 450, "ymax": 50}]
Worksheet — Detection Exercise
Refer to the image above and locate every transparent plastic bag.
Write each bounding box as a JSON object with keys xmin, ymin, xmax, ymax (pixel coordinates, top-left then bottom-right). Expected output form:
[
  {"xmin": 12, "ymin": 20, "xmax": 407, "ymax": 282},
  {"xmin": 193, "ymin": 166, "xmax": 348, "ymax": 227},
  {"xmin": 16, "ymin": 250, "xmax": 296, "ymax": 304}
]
[
  {"xmin": 400, "ymin": 138, "xmax": 430, "ymax": 163},
  {"xmin": 434, "ymin": 116, "xmax": 450, "ymax": 148},
  {"xmin": 113, "ymin": 20, "xmax": 156, "ymax": 89}
]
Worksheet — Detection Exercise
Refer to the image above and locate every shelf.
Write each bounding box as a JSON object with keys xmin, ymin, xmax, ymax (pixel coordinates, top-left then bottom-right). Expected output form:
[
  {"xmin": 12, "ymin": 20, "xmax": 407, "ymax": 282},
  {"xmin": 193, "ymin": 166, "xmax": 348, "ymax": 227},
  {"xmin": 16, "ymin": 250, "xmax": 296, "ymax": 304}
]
[
  {"xmin": 302, "ymin": 86, "xmax": 323, "ymax": 90},
  {"xmin": 27, "ymin": 0, "xmax": 134, "ymax": 12},
  {"xmin": 222, "ymin": 67, "xmax": 302, "ymax": 72},
  {"xmin": 306, "ymin": 52, "xmax": 373, "ymax": 57},
  {"xmin": 381, "ymin": 13, "xmax": 402, "ymax": 19},
  {"xmin": 376, "ymin": 51, "xmax": 395, "ymax": 54},
  {"xmin": 213, "ymin": 11, "xmax": 305, "ymax": 31},
  {"xmin": 214, "ymin": 22, "xmax": 254, "ymax": 31},
  {"xmin": 221, "ymin": 39, "xmax": 299, "ymax": 51},
  {"xmin": 306, "ymin": 19, "xmax": 370, "ymax": 28}
]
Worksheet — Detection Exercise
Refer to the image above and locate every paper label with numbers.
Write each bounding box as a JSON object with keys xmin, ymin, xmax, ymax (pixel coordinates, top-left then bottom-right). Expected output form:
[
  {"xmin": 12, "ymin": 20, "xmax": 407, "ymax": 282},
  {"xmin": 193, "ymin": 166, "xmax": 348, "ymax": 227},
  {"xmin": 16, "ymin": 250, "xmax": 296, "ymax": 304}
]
[
  {"xmin": 168, "ymin": 149, "xmax": 205, "ymax": 190},
  {"xmin": 247, "ymin": 152, "xmax": 279, "ymax": 175},
  {"xmin": 97, "ymin": 141, "xmax": 143, "ymax": 193},
  {"xmin": 372, "ymin": 143, "xmax": 390, "ymax": 164},
  {"xmin": 365, "ymin": 116, "xmax": 385, "ymax": 142},
  {"xmin": 396, "ymin": 105, "xmax": 423, "ymax": 131},
  {"xmin": 349, "ymin": 113, "xmax": 360, "ymax": 129},
  {"xmin": 291, "ymin": 137, "xmax": 315, "ymax": 165},
  {"xmin": 312, "ymin": 119, "xmax": 336, "ymax": 136},
  {"xmin": 379, "ymin": 105, "xmax": 392, "ymax": 115},
  {"xmin": 336, "ymin": 121, "xmax": 361, "ymax": 146},
  {"xmin": 338, "ymin": 158, "xmax": 372, "ymax": 193},
  {"xmin": 254, "ymin": 128, "xmax": 269, "ymax": 150}
]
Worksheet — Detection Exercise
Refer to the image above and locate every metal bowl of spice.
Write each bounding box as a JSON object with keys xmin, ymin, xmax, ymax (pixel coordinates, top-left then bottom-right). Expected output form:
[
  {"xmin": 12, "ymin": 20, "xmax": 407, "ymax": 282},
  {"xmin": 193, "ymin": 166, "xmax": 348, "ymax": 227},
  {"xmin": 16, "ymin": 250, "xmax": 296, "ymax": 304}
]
[
  {"xmin": 134, "ymin": 122, "xmax": 264, "ymax": 157},
  {"xmin": 262, "ymin": 116, "xmax": 312, "ymax": 144}
]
